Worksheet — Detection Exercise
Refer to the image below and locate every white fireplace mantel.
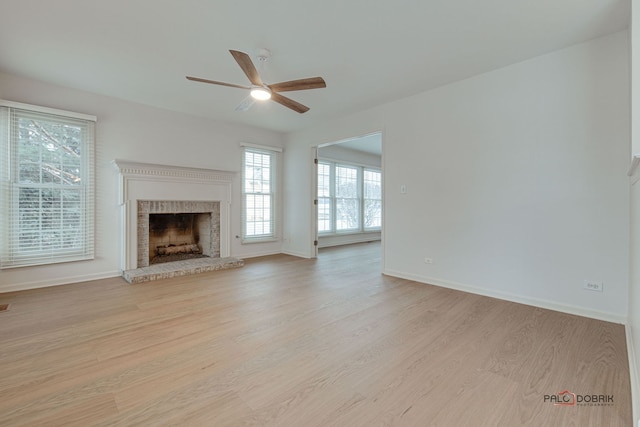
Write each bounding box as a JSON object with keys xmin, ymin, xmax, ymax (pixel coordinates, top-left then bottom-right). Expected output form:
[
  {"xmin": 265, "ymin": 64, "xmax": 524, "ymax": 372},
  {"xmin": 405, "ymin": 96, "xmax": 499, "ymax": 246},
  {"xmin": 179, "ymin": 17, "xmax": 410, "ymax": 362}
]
[{"xmin": 113, "ymin": 160, "xmax": 236, "ymax": 271}]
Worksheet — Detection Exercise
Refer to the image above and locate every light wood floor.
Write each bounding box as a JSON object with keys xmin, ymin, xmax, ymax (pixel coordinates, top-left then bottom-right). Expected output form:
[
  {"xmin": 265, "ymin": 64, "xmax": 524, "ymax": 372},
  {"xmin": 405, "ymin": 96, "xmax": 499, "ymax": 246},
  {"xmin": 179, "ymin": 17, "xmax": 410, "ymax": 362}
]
[{"xmin": 0, "ymin": 242, "xmax": 631, "ymax": 426}]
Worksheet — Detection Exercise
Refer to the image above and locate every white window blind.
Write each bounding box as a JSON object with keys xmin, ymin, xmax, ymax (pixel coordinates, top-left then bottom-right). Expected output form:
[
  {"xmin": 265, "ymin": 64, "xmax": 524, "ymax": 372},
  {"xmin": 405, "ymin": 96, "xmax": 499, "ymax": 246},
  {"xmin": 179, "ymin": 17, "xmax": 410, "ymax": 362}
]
[
  {"xmin": 242, "ymin": 146, "xmax": 277, "ymax": 242},
  {"xmin": 0, "ymin": 102, "xmax": 95, "ymax": 268}
]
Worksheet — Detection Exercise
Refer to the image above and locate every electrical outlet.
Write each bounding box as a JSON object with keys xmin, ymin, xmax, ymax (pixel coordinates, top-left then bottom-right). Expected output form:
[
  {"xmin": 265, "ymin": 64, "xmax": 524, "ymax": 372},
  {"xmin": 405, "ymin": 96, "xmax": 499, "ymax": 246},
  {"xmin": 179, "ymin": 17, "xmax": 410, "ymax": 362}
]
[
  {"xmin": 583, "ymin": 280, "xmax": 603, "ymax": 293},
  {"xmin": 424, "ymin": 257, "xmax": 433, "ymax": 264}
]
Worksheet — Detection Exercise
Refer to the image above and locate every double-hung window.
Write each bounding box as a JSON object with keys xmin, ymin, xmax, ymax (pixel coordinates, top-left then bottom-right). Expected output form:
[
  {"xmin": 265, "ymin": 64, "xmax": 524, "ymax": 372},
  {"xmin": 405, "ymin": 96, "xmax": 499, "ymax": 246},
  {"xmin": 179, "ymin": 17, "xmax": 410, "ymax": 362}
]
[
  {"xmin": 317, "ymin": 162, "xmax": 332, "ymax": 233},
  {"xmin": 363, "ymin": 168, "xmax": 382, "ymax": 229},
  {"xmin": 0, "ymin": 101, "xmax": 95, "ymax": 268},
  {"xmin": 242, "ymin": 145, "xmax": 278, "ymax": 242},
  {"xmin": 335, "ymin": 165, "xmax": 360, "ymax": 231},
  {"xmin": 317, "ymin": 160, "xmax": 381, "ymax": 234}
]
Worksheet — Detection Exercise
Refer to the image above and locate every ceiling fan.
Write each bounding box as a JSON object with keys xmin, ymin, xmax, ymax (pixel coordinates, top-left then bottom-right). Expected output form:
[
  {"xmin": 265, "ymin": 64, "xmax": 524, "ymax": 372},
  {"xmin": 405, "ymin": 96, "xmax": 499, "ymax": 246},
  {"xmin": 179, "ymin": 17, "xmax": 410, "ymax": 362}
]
[{"xmin": 186, "ymin": 49, "xmax": 326, "ymax": 114}]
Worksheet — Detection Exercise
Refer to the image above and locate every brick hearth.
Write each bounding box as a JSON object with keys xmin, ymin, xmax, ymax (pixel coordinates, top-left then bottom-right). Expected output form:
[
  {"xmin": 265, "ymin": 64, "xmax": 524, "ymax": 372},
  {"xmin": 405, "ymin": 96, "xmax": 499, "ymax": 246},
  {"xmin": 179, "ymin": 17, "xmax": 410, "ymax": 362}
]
[{"xmin": 122, "ymin": 256, "xmax": 244, "ymax": 284}]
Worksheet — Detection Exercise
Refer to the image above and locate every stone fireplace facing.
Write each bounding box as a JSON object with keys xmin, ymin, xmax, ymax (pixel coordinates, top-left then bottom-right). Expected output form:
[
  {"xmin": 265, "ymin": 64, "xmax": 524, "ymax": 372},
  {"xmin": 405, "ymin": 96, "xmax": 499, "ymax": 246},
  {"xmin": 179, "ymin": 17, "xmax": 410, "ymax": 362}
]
[{"xmin": 114, "ymin": 160, "xmax": 243, "ymax": 283}]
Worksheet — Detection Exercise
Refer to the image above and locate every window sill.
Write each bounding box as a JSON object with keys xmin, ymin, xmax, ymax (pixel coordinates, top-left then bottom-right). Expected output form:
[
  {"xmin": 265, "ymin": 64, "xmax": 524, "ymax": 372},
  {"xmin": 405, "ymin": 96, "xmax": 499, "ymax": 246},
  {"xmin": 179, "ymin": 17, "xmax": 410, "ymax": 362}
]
[
  {"xmin": 319, "ymin": 230, "xmax": 381, "ymax": 237},
  {"xmin": 241, "ymin": 237, "xmax": 279, "ymax": 245}
]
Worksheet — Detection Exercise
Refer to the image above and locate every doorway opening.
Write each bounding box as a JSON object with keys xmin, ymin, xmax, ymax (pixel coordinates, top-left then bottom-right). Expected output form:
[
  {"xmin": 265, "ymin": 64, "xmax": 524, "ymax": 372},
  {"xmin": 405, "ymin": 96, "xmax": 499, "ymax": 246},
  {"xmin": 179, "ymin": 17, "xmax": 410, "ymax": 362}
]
[{"xmin": 313, "ymin": 132, "xmax": 383, "ymax": 264}]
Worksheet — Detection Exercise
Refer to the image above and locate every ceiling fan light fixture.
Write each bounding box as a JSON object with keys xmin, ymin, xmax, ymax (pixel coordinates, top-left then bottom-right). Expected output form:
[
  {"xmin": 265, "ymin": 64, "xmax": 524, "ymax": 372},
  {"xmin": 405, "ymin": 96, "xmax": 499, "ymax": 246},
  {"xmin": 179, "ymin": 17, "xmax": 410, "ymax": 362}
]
[
  {"xmin": 187, "ymin": 49, "xmax": 323, "ymax": 113},
  {"xmin": 250, "ymin": 86, "xmax": 271, "ymax": 100}
]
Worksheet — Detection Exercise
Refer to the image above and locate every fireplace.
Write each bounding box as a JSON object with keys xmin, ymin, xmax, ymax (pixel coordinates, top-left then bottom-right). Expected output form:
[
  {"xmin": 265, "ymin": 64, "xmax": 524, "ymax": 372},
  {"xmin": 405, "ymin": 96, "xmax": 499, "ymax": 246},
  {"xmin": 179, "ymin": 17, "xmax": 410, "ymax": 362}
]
[
  {"xmin": 149, "ymin": 213, "xmax": 208, "ymax": 264},
  {"xmin": 137, "ymin": 200, "xmax": 220, "ymax": 268},
  {"xmin": 114, "ymin": 160, "xmax": 235, "ymax": 272}
]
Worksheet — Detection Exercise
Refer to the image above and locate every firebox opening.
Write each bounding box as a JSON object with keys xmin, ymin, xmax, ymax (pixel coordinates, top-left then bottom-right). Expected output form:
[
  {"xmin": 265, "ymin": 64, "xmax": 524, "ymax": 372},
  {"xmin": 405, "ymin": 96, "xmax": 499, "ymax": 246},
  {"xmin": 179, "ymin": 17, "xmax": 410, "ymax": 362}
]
[{"xmin": 148, "ymin": 213, "xmax": 211, "ymax": 265}]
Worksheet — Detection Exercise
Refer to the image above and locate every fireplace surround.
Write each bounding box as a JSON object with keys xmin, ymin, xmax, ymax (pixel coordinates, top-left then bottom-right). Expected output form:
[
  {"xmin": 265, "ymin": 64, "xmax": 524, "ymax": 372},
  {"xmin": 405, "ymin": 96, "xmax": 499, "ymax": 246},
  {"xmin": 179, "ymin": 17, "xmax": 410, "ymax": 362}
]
[{"xmin": 114, "ymin": 160, "xmax": 235, "ymax": 273}]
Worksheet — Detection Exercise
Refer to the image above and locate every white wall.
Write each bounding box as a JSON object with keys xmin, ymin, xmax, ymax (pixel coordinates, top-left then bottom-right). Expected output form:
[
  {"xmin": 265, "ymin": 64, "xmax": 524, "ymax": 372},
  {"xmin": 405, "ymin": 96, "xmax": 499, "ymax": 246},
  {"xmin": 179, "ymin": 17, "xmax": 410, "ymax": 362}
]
[
  {"xmin": 318, "ymin": 144, "xmax": 382, "ymax": 168},
  {"xmin": 285, "ymin": 31, "xmax": 630, "ymax": 322},
  {"xmin": 0, "ymin": 72, "xmax": 285, "ymax": 292},
  {"xmin": 628, "ymin": 2, "xmax": 640, "ymax": 423}
]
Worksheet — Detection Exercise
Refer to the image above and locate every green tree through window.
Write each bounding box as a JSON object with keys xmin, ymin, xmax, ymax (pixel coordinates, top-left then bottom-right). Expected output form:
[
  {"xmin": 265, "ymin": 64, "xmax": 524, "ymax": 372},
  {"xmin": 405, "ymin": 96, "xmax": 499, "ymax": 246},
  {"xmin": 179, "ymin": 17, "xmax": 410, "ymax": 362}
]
[{"xmin": 0, "ymin": 103, "xmax": 95, "ymax": 268}]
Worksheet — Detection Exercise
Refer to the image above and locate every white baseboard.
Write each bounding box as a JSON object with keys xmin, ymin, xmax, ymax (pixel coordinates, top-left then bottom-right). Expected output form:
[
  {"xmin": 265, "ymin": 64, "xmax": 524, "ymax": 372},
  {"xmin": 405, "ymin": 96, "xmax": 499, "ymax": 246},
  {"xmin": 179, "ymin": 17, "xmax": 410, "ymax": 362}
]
[
  {"xmin": 280, "ymin": 249, "xmax": 313, "ymax": 259},
  {"xmin": 383, "ymin": 269, "xmax": 627, "ymax": 324},
  {"xmin": 0, "ymin": 270, "xmax": 122, "ymax": 293},
  {"xmin": 318, "ymin": 233, "xmax": 381, "ymax": 249},
  {"xmin": 627, "ymin": 325, "xmax": 640, "ymax": 427},
  {"xmin": 237, "ymin": 249, "xmax": 287, "ymax": 259}
]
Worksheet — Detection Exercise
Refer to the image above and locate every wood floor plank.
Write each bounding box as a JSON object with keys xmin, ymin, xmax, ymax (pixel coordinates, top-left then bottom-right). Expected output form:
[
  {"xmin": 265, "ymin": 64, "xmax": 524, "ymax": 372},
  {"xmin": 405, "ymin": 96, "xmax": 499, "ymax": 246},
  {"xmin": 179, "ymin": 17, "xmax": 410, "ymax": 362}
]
[
  {"xmin": 0, "ymin": 242, "xmax": 631, "ymax": 426},
  {"xmin": 23, "ymin": 394, "xmax": 119, "ymax": 427}
]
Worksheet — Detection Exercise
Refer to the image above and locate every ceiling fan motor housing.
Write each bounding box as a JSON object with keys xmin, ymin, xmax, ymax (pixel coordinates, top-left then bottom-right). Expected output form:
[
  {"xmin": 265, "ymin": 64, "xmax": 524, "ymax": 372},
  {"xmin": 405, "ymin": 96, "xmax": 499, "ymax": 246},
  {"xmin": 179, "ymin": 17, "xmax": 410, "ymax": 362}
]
[{"xmin": 255, "ymin": 48, "xmax": 271, "ymax": 63}]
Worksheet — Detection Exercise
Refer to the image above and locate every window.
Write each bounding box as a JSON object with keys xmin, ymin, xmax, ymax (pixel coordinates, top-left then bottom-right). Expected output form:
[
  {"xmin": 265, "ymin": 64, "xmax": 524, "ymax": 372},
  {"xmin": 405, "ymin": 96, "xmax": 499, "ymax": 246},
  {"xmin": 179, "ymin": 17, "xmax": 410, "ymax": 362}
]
[
  {"xmin": 363, "ymin": 169, "xmax": 382, "ymax": 228},
  {"xmin": 317, "ymin": 162, "xmax": 332, "ymax": 233},
  {"xmin": 317, "ymin": 160, "xmax": 381, "ymax": 234},
  {"xmin": 335, "ymin": 165, "xmax": 360, "ymax": 231},
  {"xmin": 242, "ymin": 146, "xmax": 277, "ymax": 242},
  {"xmin": 0, "ymin": 101, "xmax": 95, "ymax": 268}
]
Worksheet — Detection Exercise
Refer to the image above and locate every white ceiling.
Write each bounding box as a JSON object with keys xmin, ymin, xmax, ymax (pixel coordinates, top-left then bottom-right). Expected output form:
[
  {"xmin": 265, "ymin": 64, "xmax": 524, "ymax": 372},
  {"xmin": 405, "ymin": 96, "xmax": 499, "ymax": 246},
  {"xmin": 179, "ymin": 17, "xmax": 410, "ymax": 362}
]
[{"xmin": 0, "ymin": 1, "xmax": 629, "ymax": 134}]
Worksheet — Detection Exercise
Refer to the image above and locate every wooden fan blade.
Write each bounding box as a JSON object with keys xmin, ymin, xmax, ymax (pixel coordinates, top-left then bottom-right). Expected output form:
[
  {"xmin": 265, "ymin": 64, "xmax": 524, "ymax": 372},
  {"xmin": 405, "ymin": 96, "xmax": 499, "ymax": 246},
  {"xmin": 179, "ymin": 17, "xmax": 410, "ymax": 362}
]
[
  {"xmin": 229, "ymin": 50, "xmax": 263, "ymax": 86},
  {"xmin": 271, "ymin": 92, "xmax": 310, "ymax": 114},
  {"xmin": 269, "ymin": 77, "xmax": 326, "ymax": 93},
  {"xmin": 186, "ymin": 76, "xmax": 250, "ymax": 90}
]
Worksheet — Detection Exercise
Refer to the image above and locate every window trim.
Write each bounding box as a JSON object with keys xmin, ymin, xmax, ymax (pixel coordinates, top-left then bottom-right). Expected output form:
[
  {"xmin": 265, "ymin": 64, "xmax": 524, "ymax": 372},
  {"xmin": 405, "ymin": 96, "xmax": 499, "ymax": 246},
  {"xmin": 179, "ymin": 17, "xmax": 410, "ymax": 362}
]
[
  {"xmin": 241, "ymin": 145, "xmax": 279, "ymax": 243},
  {"xmin": 317, "ymin": 161, "xmax": 333, "ymax": 234},
  {"xmin": 362, "ymin": 167, "xmax": 383, "ymax": 231},
  {"xmin": 0, "ymin": 100, "xmax": 96, "ymax": 122},
  {"xmin": 317, "ymin": 159, "xmax": 382, "ymax": 236},
  {"xmin": 335, "ymin": 163, "xmax": 361, "ymax": 232},
  {"xmin": 0, "ymin": 100, "xmax": 96, "ymax": 269}
]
